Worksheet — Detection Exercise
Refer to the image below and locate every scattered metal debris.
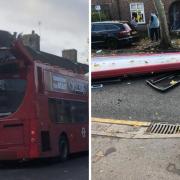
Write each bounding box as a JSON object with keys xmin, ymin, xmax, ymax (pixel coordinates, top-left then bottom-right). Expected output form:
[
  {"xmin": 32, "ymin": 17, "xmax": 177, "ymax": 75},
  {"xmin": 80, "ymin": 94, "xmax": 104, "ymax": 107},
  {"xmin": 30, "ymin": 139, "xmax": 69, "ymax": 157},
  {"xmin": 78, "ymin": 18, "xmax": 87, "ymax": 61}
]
[
  {"xmin": 146, "ymin": 71, "xmax": 180, "ymax": 92},
  {"xmin": 92, "ymin": 78, "xmax": 122, "ymax": 88},
  {"xmin": 91, "ymin": 84, "xmax": 103, "ymax": 89}
]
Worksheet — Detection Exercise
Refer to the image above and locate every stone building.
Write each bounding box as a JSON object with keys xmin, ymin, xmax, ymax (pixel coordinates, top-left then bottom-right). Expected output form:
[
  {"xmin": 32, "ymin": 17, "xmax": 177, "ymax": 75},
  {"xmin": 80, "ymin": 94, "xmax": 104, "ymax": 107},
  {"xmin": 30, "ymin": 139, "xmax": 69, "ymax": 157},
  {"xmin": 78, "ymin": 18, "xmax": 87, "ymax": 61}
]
[
  {"xmin": 22, "ymin": 30, "xmax": 40, "ymax": 51},
  {"xmin": 62, "ymin": 49, "xmax": 77, "ymax": 63},
  {"xmin": 91, "ymin": 0, "xmax": 180, "ymax": 31}
]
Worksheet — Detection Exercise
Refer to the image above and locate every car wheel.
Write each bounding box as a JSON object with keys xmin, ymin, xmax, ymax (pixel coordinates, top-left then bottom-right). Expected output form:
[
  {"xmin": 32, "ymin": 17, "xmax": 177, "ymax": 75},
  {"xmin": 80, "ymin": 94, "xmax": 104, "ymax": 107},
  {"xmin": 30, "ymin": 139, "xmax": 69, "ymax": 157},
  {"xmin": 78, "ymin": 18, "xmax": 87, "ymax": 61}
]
[
  {"xmin": 59, "ymin": 135, "xmax": 69, "ymax": 161},
  {"xmin": 107, "ymin": 39, "xmax": 118, "ymax": 49}
]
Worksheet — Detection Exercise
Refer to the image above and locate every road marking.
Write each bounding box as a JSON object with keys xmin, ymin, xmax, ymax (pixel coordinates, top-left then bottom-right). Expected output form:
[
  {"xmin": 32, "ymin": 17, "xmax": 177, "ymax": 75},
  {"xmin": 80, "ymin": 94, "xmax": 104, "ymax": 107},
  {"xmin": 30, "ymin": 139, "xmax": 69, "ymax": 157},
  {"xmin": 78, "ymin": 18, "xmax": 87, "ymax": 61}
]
[{"xmin": 92, "ymin": 117, "xmax": 151, "ymax": 127}]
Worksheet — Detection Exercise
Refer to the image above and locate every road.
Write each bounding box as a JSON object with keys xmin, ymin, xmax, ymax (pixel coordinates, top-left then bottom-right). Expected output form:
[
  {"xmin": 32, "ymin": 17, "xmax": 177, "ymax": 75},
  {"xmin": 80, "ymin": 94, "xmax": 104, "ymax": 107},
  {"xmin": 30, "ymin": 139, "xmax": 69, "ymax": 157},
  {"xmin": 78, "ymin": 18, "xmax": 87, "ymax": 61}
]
[
  {"xmin": 0, "ymin": 154, "xmax": 88, "ymax": 180},
  {"xmin": 92, "ymin": 135, "xmax": 180, "ymax": 180},
  {"xmin": 92, "ymin": 75, "xmax": 180, "ymax": 123}
]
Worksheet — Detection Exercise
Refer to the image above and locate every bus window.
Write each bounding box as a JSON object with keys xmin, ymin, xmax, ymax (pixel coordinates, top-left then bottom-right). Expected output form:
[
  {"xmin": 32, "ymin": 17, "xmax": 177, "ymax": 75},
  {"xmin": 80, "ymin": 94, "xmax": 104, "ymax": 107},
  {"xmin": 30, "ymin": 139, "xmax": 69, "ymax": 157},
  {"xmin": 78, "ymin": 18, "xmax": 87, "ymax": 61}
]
[
  {"xmin": 62, "ymin": 100, "xmax": 72, "ymax": 123},
  {"xmin": 48, "ymin": 99, "xmax": 72, "ymax": 123},
  {"xmin": 48, "ymin": 99, "xmax": 88, "ymax": 124},
  {"xmin": 48, "ymin": 99, "xmax": 57, "ymax": 122},
  {"xmin": 0, "ymin": 79, "xmax": 26, "ymax": 117},
  {"xmin": 56, "ymin": 100, "xmax": 71, "ymax": 123},
  {"xmin": 72, "ymin": 101, "xmax": 88, "ymax": 123}
]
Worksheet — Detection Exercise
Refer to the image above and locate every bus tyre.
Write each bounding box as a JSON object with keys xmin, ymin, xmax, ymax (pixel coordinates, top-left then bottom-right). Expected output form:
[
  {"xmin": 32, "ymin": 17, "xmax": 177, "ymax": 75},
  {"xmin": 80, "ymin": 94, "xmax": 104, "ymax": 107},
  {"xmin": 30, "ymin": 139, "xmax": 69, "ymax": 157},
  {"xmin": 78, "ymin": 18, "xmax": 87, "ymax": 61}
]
[{"xmin": 59, "ymin": 136, "xmax": 69, "ymax": 162}]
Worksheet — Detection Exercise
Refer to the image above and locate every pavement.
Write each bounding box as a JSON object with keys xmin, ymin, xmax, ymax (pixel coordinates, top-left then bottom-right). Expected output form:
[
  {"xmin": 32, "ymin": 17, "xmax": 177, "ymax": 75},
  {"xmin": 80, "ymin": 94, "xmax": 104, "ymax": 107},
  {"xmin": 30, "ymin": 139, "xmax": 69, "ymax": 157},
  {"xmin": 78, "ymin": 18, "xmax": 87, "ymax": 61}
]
[
  {"xmin": 0, "ymin": 154, "xmax": 88, "ymax": 180},
  {"xmin": 92, "ymin": 121, "xmax": 180, "ymax": 139},
  {"xmin": 92, "ymin": 75, "xmax": 180, "ymax": 180},
  {"xmin": 92, "ymin": 134, "xmax": 180, "ymax": 180},
  {"xmin": 92, "ymin": 75, "xmax": 180, "ymax": 123}
]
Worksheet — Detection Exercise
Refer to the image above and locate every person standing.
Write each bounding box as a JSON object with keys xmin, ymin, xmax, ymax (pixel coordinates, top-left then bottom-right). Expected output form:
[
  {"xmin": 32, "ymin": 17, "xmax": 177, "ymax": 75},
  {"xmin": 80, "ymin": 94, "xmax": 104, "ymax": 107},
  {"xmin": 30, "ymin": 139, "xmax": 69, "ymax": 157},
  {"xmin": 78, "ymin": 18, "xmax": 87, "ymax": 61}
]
[
  {"xmin": 149, "ymin": 13, "xmax": 160, "ymax": 41},
  {"xmin": 131, "ymin": 16, "xmax": 138, "ymax": 28}
]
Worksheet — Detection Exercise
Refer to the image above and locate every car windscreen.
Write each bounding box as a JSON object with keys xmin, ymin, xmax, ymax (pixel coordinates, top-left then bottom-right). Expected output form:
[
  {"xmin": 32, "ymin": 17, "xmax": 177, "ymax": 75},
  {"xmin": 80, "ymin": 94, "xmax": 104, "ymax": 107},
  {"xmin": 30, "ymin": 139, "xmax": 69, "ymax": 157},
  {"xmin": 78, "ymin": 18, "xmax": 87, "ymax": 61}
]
[
  {"xmin": 92, "ymin": 24, "xmax": 106, "ymax": 32},
  {"xmin": 0, "ymin": 79, "xmax": 26, "ymax": 117}
]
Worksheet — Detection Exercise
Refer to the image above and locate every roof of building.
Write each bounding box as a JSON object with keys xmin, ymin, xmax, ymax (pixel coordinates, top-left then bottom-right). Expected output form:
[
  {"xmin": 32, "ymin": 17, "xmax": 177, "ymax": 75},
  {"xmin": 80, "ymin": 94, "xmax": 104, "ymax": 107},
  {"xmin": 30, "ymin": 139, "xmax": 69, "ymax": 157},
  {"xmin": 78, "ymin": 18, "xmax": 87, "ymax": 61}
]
[{"xmin": 25, "ymin": 46, "xmax": 88, "ymax": 73}]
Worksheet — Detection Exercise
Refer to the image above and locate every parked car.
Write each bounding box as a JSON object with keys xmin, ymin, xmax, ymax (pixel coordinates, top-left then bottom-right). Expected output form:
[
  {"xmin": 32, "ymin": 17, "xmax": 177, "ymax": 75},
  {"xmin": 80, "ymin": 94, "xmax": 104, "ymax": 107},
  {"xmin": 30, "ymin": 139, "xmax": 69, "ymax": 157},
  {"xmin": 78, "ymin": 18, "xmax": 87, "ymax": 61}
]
[
  {"xmin": 118, "ymin": 20, "xmax": 139, "ymax": 41},
  {"xmin": 91, "ymin": 21, "xmax": 138, "ymax": 49}
]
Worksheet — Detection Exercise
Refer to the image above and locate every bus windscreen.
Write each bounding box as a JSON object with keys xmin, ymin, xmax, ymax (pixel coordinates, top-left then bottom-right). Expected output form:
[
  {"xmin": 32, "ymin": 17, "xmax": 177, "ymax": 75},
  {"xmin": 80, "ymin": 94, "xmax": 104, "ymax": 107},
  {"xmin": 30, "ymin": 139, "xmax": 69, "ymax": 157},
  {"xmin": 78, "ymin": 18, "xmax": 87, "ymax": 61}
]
[{"xmin": 0, "ymin": 79, "xmax": 26, "ymax": 117}]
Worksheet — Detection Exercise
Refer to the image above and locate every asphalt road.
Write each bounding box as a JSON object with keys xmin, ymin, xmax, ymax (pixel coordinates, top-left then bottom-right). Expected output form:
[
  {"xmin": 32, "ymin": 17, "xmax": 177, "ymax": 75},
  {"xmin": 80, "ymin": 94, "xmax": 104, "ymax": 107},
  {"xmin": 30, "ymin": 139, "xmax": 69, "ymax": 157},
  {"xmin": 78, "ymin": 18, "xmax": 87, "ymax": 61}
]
[
  {"xmin": 92, "ymin": 75, "xmax": 180, "ymax": 123},
  {"xmin": 0, "ymin": 154, "xmax": 88, "ymax": 180},
  {"xmin": 92, "ymin": 135, "xmax": 180, "ymax": 180}
]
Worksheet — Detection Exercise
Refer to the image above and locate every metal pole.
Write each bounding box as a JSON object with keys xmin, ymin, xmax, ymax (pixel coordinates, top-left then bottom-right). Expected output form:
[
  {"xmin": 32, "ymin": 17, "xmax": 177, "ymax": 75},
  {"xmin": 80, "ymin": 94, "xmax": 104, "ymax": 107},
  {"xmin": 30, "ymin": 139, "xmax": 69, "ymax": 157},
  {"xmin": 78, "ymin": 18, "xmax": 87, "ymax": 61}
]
[{"xmin": 98, "ymin": 11, "xmax": 101, "ymax": 21}]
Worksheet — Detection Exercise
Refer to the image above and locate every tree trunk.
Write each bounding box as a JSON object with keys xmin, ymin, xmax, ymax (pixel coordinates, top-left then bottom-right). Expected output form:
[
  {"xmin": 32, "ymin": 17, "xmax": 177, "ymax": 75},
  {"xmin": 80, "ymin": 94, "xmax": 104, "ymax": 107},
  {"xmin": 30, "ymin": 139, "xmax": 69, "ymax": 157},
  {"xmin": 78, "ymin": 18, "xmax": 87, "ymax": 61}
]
[
  {"xmin": 116, "ymin": 0, "xmax": 121, "ymax": 20},
  {"xmin": 153, "ymin": 0, "xmax": 172, "ymax": 48}
]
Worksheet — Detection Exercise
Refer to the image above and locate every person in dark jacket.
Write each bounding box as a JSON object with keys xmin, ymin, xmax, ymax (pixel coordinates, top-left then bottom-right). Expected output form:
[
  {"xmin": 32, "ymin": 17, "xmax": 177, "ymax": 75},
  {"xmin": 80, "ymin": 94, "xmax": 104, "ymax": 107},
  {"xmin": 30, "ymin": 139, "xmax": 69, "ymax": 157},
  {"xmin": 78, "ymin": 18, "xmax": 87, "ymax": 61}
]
[{"xmin": 149, "ymin": 13, "xmax": 160, "ymax": 41}]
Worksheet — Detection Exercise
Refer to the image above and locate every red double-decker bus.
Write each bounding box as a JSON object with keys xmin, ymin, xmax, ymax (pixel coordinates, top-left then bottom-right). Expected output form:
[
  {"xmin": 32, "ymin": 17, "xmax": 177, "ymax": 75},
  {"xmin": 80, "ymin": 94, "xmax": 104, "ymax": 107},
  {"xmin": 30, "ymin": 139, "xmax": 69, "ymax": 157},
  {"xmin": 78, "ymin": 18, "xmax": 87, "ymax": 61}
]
[{"xmin": 0, "ymin": 36, "xmax": 88, "ymax": 161}]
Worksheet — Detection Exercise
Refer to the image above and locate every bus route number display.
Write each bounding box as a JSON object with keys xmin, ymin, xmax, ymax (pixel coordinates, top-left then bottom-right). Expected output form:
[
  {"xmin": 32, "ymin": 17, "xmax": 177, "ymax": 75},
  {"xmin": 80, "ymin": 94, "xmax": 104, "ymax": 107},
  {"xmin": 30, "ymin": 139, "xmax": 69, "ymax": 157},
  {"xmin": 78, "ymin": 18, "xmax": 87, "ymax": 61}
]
[{"xmin": 52, "ymin": 74, "xmax": 88, "ymax": 94}]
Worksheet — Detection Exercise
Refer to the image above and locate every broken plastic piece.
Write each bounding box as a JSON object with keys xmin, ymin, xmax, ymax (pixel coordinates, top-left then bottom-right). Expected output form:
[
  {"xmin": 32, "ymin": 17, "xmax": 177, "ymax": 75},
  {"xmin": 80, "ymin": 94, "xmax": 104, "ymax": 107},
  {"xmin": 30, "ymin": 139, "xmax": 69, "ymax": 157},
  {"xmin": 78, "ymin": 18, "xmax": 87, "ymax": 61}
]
[
  {"xmin": 91, "ymin": 84, "xmax": 103, "ymax": 89},
  {"xmin": 146, "ymin": 72, "xmax": 180, "ymax": 92}
]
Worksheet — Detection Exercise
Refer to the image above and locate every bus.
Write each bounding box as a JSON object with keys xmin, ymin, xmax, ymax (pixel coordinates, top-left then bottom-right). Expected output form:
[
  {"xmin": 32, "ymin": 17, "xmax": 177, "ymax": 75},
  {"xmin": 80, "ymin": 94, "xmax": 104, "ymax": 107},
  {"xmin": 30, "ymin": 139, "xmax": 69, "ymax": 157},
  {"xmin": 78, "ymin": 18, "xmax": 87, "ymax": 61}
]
[{"xmin": 0, "ymin": 38, "xmax": 88, "ymax": 161}]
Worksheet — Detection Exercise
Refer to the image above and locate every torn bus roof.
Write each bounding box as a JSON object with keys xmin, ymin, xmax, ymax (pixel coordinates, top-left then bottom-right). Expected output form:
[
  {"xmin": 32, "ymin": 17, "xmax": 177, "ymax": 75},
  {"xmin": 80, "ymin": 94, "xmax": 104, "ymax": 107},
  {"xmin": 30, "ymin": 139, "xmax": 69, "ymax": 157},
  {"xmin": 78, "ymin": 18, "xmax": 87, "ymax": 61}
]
[
  {"xmin": 0, "ymin": 30, "xmax": 88, "ymax": 74},
  {"xmin": 0, "ymin": 49, "xmax": 16, "ymax": 65},
  {"xmin": 0, "ymin": 30, "xmax": 13, "ymax": 48},
  {"xmin": 91, "ymin": 52, "xmax": 180, "ymax": 80}
]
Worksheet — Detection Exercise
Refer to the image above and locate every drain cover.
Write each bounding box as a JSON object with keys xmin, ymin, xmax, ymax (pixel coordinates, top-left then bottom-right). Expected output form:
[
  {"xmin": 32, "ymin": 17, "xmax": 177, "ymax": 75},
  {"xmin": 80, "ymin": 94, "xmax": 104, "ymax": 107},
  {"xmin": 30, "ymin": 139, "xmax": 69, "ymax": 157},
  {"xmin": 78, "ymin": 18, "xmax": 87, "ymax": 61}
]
[{"xmin": 146, "ymin": 123, "xmax": 180, "ymax": 134}]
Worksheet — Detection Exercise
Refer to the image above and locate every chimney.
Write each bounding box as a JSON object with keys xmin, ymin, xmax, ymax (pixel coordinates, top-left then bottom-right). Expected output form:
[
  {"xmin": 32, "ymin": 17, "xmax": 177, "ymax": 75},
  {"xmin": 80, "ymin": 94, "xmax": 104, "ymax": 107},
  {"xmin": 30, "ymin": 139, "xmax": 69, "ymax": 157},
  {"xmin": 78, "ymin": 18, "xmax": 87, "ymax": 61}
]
[
  {"xmin": 22, "ymin": 30, "xmax": 40, "ymax": 51},
  {"xmin": 62, "ymin": 49, "xmax": 77, "ymax": 63}
]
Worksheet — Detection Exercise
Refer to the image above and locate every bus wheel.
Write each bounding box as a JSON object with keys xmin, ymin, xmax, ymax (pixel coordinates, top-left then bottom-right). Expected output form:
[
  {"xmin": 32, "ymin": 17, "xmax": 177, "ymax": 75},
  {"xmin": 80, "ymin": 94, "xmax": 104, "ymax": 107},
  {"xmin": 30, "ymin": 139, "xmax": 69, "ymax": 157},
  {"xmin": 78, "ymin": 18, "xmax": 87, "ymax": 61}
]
[{"xmin": 59, "ymin": 136, "xmax": 69, "ymax": 161}]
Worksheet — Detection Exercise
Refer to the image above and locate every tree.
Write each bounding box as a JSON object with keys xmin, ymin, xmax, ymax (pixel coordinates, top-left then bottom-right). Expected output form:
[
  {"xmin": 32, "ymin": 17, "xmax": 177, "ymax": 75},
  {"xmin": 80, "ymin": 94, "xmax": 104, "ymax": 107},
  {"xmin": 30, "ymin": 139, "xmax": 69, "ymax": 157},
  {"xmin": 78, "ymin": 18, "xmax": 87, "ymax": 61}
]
[{"xmin": 153, "ymin": 0, "xmax": 172, "ymax": 48}]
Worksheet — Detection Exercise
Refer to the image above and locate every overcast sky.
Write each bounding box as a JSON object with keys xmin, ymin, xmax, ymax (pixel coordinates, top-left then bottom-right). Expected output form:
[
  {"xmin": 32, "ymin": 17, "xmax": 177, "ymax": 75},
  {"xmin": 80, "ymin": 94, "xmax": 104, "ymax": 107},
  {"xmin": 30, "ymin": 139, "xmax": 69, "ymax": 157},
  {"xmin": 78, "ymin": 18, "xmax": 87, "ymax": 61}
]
[{"xmin": 0, "ymin": 0, "xmax": 89, "ymax": 64}]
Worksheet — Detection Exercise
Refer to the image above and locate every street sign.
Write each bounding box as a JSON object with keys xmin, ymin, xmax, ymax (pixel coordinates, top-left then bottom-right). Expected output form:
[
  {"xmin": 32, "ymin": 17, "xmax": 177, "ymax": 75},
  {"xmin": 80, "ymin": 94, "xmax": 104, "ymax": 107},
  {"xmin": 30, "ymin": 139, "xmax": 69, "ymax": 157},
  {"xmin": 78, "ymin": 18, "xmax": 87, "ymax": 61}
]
[{"xmin": 95, "ymin": 5, "xmax": 101, "ymax": 11}]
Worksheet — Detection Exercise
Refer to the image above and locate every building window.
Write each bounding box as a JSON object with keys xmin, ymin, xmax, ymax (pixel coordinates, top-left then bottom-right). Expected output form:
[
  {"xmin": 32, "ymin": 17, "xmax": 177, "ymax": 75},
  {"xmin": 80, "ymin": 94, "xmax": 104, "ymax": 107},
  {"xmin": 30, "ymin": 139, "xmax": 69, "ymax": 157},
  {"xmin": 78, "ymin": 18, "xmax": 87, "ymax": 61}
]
[{"xmin": 130, "ymin": 2, "xmax": 145, "ymax": 24}]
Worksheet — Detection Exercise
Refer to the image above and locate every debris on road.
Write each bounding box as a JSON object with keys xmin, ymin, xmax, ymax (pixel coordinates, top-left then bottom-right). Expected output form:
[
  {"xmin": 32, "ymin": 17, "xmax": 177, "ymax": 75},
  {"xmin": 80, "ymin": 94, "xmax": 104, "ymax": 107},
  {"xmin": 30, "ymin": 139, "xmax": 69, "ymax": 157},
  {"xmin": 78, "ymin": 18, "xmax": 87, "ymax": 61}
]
[
  {"xmin": 91, "ymin": 84, "xmax": 103, "ymax": 89},
  {"xmin": 92, "ymin": 52, "xmax": 180, "ymax": 80},
  {"xmin": 92, "ymin": 78, "xmax": 122, "ymax": 88},
  {"xmin": 146, "ymin": 71, "xmax": 180, "ymax": 92}
]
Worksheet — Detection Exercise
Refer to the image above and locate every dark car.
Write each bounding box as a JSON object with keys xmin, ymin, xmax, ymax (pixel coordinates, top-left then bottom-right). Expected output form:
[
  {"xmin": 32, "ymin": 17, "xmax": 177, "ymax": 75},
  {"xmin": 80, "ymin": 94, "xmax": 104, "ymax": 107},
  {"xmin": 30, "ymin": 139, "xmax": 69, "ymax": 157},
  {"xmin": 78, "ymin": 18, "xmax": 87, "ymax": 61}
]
[
  {"xmin": 118, "ymin": 21, "xmax": 139, "ymax": 41},
  {"xmin": 91, "ymin": 21, "xmax": 136, "ymax": 49}
]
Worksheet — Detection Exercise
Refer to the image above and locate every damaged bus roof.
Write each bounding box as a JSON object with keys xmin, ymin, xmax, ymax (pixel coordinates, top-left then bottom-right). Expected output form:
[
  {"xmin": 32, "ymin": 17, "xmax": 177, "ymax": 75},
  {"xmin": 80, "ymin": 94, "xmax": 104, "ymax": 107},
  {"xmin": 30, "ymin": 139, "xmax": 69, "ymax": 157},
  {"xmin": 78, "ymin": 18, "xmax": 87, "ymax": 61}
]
[
  {"xmin": 92, "ymin": 53, "xmax": 180, "ymax": 79},
  {"xmin": 0, "ymin": 30, "xmax": 88, "ymax": 74}
]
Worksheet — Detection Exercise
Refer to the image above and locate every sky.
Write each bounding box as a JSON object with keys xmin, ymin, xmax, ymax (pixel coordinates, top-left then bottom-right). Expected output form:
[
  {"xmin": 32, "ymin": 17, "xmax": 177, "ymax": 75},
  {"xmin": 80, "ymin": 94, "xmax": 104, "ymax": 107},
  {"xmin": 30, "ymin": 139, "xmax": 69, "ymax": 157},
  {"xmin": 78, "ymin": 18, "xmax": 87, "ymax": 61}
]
[{"xmin": 0, "ymin": 0, "xmax": 89, "ymax": 64}]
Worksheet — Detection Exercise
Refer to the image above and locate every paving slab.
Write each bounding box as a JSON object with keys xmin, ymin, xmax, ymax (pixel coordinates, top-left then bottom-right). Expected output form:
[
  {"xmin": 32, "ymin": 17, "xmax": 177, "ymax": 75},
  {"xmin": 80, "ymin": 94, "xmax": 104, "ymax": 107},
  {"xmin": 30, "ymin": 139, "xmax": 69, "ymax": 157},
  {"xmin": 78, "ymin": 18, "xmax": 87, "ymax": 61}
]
[{"xmin": 92, "ymin": 135, "xmax": 180, "ymax": 180}]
